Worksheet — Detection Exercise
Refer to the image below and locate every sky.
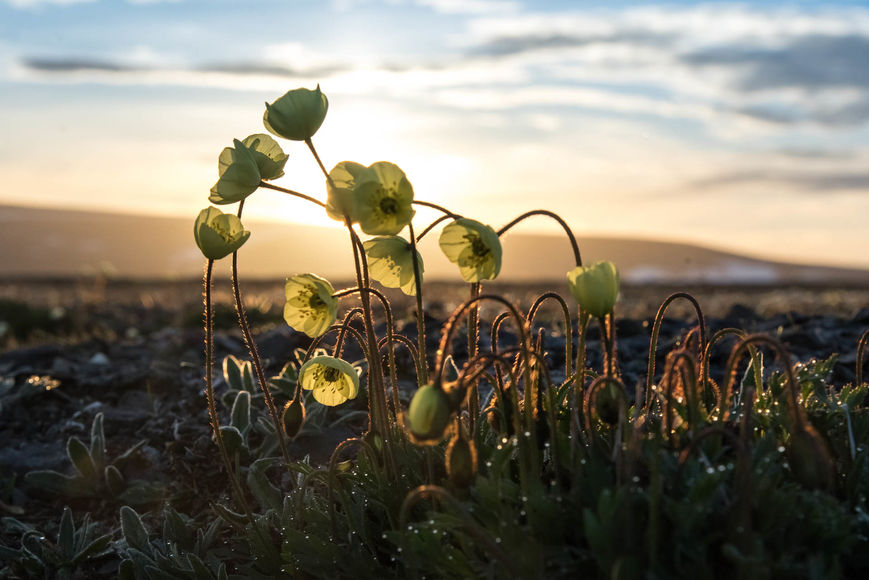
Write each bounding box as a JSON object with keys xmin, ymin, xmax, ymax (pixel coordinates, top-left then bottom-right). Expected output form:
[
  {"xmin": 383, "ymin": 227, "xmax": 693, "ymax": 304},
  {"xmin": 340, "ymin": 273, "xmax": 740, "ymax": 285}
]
[{"xmin": 2, "ymin": 0, "xmax": 869, "ymax": 268}]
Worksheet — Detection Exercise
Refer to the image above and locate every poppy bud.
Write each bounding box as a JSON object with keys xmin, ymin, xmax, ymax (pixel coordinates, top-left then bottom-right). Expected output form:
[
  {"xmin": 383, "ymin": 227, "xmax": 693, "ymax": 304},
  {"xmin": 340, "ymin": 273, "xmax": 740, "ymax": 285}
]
[
  {"xmin": 446, "ymin": 435, "xmax": 477, "ymax": 488},
  {"xmin": 263, "ymin": 85, "xmax": 328, "ymax": 142},
  {"xmin": 194, "ymin": 207, "xmax": 250, "ymax": 260},
  {"xmin": 282, "ymin": 397, "xmax": 306, "ymax": 439},
  {"xmin": 407, "ymin": 384, "xmax": 452, "ymax": 444},
  {"xmin": 567, "ymin": 261, "xmax": 620, "ymax": 319}
]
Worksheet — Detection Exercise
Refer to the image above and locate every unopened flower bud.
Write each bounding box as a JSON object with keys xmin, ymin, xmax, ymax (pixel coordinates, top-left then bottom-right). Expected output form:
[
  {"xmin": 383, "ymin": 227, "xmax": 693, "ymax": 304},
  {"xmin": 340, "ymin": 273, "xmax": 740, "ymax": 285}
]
[
  {"xmin": 566, "ymin": 261, "xmax": 620, "ymax": 319},
  {"xmin": 263, "ymin": 86, "xmax": 328, "ymax": 142},
  {"xmin": 407, "ymin": 384, "xmax": 452, "ymax": 444},
  {"xmin": 446, "ymin": 435, "xmax": 477, "ymax": 488},
  {"xmin": 282, "ymin": 397, "xmax": 306, "ymax": 439}
]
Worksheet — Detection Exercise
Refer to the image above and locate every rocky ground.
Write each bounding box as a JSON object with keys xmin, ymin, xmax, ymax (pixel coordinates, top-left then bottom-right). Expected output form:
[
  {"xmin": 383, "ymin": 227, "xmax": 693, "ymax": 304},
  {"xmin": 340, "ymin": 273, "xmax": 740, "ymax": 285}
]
[{"xmin": 1, "ymin": 277, "xmax": 867, "ymax": 571}]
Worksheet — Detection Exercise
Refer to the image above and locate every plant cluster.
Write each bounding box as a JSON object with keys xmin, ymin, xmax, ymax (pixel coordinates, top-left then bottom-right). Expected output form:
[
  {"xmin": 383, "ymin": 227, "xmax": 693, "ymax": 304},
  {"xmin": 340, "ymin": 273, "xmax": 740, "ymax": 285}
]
[{"xmin": 4, "ymin": 86, "xmax": 869, "ymax": 579}]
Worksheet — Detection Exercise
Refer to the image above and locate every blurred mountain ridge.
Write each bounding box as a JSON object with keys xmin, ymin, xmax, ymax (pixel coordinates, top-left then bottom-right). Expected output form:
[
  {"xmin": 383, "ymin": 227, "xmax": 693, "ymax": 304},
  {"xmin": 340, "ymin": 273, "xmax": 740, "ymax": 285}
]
[{"xmin": 2, "ymin": 204, "xmax": 868, "ymax": 285}]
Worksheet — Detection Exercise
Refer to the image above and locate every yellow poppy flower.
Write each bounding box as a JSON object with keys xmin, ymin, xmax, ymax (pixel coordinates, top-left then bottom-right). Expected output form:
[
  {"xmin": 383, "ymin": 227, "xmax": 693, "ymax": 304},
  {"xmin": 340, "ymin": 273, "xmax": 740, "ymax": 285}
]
[
  {"xmin": 363, "ymin": 236, "xmax": 423, "ymax": 296},
  {"xmin": 283, "ymin": 274, "xmax": 338, "ymax": 338},
  {"xmin": 193, "ymin": 207, "xmax": 250, "ymax": 260},
  {"xmin": 438, "ymin": 218, "xmax": 502, "ymax": 282},
  {"xmin": 298, "ymin": 356, "xmax": 359, "ymax": 406}
]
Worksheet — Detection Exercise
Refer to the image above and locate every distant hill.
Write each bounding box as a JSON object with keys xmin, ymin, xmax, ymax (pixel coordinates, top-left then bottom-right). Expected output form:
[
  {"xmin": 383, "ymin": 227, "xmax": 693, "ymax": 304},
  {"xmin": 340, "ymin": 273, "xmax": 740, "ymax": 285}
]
[{"xmin": 2, "ymin": 204, "xmax": 868, "ymax": 285}]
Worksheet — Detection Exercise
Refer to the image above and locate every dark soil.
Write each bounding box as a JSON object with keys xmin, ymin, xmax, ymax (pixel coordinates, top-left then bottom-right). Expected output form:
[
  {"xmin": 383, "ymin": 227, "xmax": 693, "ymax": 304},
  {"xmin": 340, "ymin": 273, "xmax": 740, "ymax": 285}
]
[{"xmin": 1, "ymin": 278, "xmax": 867, "ymax": 574}]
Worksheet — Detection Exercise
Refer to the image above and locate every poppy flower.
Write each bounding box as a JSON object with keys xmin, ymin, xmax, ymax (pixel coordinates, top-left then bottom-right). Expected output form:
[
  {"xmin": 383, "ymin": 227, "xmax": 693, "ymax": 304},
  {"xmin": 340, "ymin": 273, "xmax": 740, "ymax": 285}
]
[
  {"xmin": 193, "ymin": 207, "xmax": 250, "ymax": 260},
  {"xmin": 283, "ymin": 274, "xmax": 338, "ymax": 338},
  {"xmin": 298, "ymin": 355, "xmax": 360, "ymax": 406},
  {"xmin": 438, "ymin": 218, "xmax": 502, "ymax": 282},
  {"xmin": 363, "ymin": 236, "xmax": 423, "ymax": 296}
]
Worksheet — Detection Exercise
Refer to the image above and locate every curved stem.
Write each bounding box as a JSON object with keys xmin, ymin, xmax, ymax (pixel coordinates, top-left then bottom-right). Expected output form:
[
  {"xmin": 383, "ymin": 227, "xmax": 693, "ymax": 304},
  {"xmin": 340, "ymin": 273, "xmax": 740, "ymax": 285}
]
[
  {"xmin": 412, "ymin": 199, "xmax": 461, "ymax": 218},
  {"xmin": 720, "ymin": 335, "xmax": 803, "ymax": 428},
  {"xmin": 661, "ymin": 350, "xmax": 700, "ymax": 440},
  {"xmin": 408, "ymin": 221, "xmax": 429, "ymax": 384},
  {"xmin": 202, "ymin": 260, "xmax": 255, "ymax": 518},
  {"xmin": 306, "ymin": 136, "xmax": 395, "ymax": 475},
  {"xmin": 645, "ymin": 292, "xmax": 707, "ymax": 410},
  {"xmin": 415, "ymin": 214, "xmax": 454, "ymax": 242},
  {"xmin": 232, "ymin": 201, "xmax": 290, "ymax": 466},
  {"xmin": 497, "ymin": 209, "xmax": 582, "ymax": 267},
  {"xmin": 333, "ymin": 307, "xmax": 365, "ymax": 358},
  {"xmin": 467, "ymin": 283, "xmax": 481, "ymax": 434},
  {"xmin": 527, "ymin": 292, "xmax": 573, "ymax": 382},
  {"xmin": 257, "ymin": 181, "xmax": 326, "ymax": 208},
  {"xmin": 857, "ymin": 330, "xmax": 868, "ymax": 387}
]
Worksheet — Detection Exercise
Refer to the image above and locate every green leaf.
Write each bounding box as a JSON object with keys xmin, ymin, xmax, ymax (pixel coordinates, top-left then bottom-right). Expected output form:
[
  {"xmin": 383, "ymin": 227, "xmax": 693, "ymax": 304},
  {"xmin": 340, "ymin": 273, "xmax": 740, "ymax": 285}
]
[
  {"xmin": 58, "ymin": 506, "xmax": 75, "ymax": 560},
  {"xmin": 212, "ymin": 502, "xmax": 248, "ymax": 528},
  {"xmin": 72, "ymin": 534, "xmax": 112, "ymax": 566},
  {"xmin": 120, "ymin": 506, "xmax": 150, "ymax": 554},
  {"xmin": 219, "ymin": 426, "xmax": 244, "ymax": 456},
  {"xmin": 113, "ymin": 439, "xmax": 148, "ymax": 470},
  {"xmin": 222, "ymin": 355, "xmax": 244, "ymax": 390},
  {"xmin": 89, "ymin": 412, "xmax": 106, "ymax": 471},
  {"xmin": 24, "ymin": 470, "xmax": 91, "ymax": 497},
  {"xmin": 230, "ymin": 390, "xmax": 251, "ymax": 435},
  {"xmin": 104, "ymin": 465, "xmax": 125, "ymax": 496},
  {"xmin": 162, "ymin": 506, "xmax": 194, "ymax": 550},
  {"xmin": 67, "ymin": 436, "xmax": 96, "ymax": 482},
  {"xmin": 247, "ymin": 458, "xmax": 282, "ymax": 512}
]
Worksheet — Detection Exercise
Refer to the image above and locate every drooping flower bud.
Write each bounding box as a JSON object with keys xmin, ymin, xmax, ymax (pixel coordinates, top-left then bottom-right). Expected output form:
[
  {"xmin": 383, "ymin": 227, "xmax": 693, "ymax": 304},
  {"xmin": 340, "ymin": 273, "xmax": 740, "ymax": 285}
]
[
  {"xmin": 566, "ymin": 260, "xmax": 620, "ymax": 319},
  {"xmin": 407, "ymin": 384, "xmax": 452, "ymax": 444},
  {"xmin": 282, "ymin": 397, "xmax": 306, "ymax": 439},
  {"xmin": 446, "ymin": 434, "xmax": 477, "ymax": 488},
  {"xmin": 263, "ymin": 85, "xmax": 328, "ymax": 142},
  {"xmin": 193, "ymin": 207, "xmax": 251, "ymax": 260}
]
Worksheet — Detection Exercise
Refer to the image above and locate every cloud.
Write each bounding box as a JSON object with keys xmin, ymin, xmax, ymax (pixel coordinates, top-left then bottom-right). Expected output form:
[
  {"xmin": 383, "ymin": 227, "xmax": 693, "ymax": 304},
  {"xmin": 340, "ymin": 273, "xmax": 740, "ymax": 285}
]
[
  {"xmin": 691, "ymin": 169, "xmax": 869, "ymax": 193},
  {"xmin": 23, "ymin": 57, "xmax": 138, "ymax": 73},
  {"xmin": 683, "ymin": 34, "xmax": 869, "ymax": 91}
]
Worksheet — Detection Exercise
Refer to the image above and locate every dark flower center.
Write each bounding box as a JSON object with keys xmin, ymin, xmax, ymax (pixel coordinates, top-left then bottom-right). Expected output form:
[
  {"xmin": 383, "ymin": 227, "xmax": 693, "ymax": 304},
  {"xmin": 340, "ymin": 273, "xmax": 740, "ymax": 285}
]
[
  {"xmin": 324, "ymin": 367, "xmax": 341, "ymax": 382},
  {"xmin": 379, "ymin": 196, "xmax": 399, "ymax": 215}
]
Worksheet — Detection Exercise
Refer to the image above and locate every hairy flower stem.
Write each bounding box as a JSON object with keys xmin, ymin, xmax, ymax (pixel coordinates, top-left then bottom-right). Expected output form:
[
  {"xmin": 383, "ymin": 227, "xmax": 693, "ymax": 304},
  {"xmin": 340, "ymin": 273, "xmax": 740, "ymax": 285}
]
[
  {"xmin": 333, "ymin": 286, "xmax": 400, "ymax": 419},
  {"xmin": 467, "ymin": 282, "xmax": 481, "ymax": 433},
  {"xmin": 232, "ymin": 201, "xmax": 291, "ymax": 467},
  {"xmin": 571, "ymin": 313, "xmax": 590, "ymax": 460},
  {"xmin": 598, "ymin": 315, "xmax": 616, "ymax": 378},
  {"xmin": 645, "ymin": 292, "xmax": 707, "ymax": 410},
  {"xmin": 306, "ymin": 137, "xmax": 396, "ymax": 477},
  {"xmin": 437, "ymin": 294, "xmax": 536, "ymax": 491},
  {"xmin": 257, "ymin": 181, "xmax": 326, "ymax": 208},
  {"xmin": 721, "ymin": 335, "xmax": 806, "ymax": 429},
  {"xmin": 527, "ymin": 292, "xmax": 573, "ymax": 382},
  {"xmin": 202, "ymin": 260, "xmax": 258, "ymax": 521},
  {"xmin": 858, "ymin": 330, "xmax": 868, "ymax": 387},
  {"xmin": 497, "ymin": 209, "xmax": 582, "ymax": 267},
  {"xmin": 412, "ymin": 199, "xmax": 461, "ymax": 218},
  {"xmin": 415, "ymin": 215, "xmax": 455, "ymax": 241},
  {"xmin": 407, "ymin": 221, "xmax": 428, "ymax": 385}
]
